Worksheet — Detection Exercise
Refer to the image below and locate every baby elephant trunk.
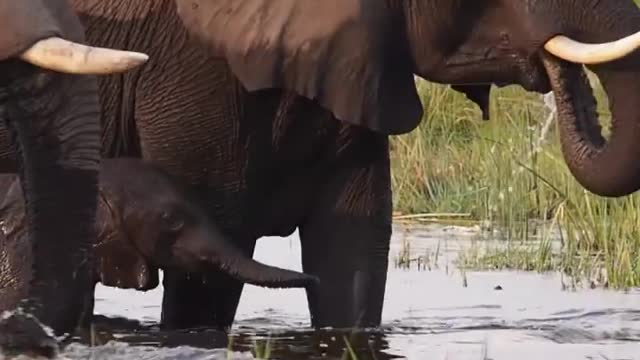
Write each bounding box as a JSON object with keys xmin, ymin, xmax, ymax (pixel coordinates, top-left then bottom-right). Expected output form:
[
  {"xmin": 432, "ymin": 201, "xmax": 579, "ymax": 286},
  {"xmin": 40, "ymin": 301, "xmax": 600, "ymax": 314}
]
[
  {"xmin": 172, "ymin": 229, "xmax": 318, "ymax": 289},
  {"xmin": 217, "ymin": 243, "xmax": 318, "ymax": 289}
]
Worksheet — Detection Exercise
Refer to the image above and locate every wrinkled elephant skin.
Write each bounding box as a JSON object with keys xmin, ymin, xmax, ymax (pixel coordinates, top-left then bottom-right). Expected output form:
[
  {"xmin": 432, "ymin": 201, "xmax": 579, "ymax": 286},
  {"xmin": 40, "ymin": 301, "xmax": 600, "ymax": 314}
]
[{"xmin": 0, "ymin": 0, "xmax": 638, "ymax": 340}]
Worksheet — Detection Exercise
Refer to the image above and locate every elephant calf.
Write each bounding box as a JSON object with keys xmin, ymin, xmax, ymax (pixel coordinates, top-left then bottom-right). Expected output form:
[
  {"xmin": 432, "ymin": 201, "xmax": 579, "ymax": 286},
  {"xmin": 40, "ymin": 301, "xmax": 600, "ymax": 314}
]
[{"xmin": 0, "ymin": 157, "xmax": 317, "ymax": 320}]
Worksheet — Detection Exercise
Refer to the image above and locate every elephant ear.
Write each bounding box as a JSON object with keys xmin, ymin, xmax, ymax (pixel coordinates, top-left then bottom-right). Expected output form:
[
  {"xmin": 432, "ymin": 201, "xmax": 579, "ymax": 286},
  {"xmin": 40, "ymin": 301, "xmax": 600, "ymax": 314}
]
[
  {"xmin": 175, "ymin": 0, "xmax": 423, "ymax": 135},
  {"xmin": 95, "ymin": 197, "xmax": 159, "ymax": 291}
]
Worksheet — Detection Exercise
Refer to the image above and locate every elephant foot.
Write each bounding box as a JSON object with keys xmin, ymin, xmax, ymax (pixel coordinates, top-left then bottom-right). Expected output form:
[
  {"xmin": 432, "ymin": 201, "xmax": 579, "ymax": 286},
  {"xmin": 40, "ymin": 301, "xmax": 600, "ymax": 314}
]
[{"xmin": 0, "ymin": 310, "xmax": 59, "ymax": 359}]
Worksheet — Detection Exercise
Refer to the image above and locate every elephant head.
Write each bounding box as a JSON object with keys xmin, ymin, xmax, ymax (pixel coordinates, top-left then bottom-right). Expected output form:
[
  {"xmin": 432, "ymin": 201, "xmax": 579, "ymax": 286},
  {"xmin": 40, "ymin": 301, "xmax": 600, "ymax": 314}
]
[
  {"xmin": 0, "ymin": 0, "xmax": 148, "ymax": 353},
  {"xmin": 94, "ymin": 158, "xmax": 318, "ymax": 290},
  {"xmin": 175, "ymin": 0, "xmax": 640, "ymax": 197}
]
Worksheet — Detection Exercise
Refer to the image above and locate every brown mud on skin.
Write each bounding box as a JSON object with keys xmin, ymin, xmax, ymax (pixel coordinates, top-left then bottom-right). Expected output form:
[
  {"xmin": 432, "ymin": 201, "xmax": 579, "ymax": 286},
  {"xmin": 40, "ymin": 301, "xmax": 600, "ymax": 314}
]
[{"xmin": 53, "ymin": 224, "xmax": 640, "ymax": 360}]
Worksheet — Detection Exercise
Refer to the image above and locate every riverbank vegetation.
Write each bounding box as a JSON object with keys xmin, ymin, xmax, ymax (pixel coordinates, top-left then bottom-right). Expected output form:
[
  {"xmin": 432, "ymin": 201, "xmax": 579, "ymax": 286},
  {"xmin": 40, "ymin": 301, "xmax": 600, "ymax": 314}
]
[{"xmin": 389, "ymin": 77, "xmax": 640, "ymax": 289}]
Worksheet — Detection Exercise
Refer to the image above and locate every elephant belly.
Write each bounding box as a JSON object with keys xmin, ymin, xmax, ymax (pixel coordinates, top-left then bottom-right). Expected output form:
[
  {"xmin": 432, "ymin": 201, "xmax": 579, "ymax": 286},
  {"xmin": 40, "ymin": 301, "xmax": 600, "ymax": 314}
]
[{"xmin": 240, "ymin": 96, "xmax": 363, "ymax": 238}]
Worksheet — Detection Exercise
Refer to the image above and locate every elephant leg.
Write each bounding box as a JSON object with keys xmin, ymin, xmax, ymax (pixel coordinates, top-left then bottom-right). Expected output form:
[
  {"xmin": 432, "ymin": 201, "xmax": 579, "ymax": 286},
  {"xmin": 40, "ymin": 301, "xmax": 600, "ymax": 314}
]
[
  {"xmin": 160, "ymin": 239, "xmax": 257, "ymax": 330},
  {"xmin": 299, "ymin": 133, "xmax": 392, "ymax": 328},
  {"xmin": 0, "ymin": 106, "xmax": 19, "ymax": 173},
  {"xmin": 77, "ymin": 283, "xmax": 97, "ymax": 332}
]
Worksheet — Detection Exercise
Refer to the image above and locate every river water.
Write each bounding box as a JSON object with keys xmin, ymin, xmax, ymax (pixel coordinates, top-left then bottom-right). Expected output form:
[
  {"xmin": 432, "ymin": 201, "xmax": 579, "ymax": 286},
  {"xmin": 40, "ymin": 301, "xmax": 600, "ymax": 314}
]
[{"xmin": 60, "ymin": 224, "xmax": 640, "ymax": 359}]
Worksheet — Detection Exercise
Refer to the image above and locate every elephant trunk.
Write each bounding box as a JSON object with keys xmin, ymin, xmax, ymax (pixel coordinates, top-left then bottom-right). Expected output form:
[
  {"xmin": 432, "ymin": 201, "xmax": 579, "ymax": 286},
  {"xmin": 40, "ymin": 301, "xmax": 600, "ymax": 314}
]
[
  {"xmin": 0, "ymin": 1, "xmax": 147, "ymax": 342},
  {"xmin": 173, "ymin": 229, "xmax": 319, "ymax": 289},
  {"xmin": 541, "ymin": 6, "xmax": 640, "ymax": 197},
  {"xmin": 4, "ymin": 69, "xmax": 101, "ymax": 335},
  {"xmin": 216, "ymin": 243, "xmax": 319, "ymax": 289}
]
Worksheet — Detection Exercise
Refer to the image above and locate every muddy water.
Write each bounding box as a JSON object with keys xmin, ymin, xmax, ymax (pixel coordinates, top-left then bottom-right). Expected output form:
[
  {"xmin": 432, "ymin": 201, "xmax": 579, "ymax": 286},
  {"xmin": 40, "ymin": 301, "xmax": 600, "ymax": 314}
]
[{"xmin": 64, "ymin": 224, "xmax": 640, "ymax": 359}]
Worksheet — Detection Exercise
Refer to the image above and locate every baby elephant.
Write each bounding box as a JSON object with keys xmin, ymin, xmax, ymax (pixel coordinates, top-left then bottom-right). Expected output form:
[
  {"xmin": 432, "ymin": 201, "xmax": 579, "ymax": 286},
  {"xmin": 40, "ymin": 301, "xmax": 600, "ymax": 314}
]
[{"xmin": 0, "ymin": 158, "xmax": 317, "ymax": 313}]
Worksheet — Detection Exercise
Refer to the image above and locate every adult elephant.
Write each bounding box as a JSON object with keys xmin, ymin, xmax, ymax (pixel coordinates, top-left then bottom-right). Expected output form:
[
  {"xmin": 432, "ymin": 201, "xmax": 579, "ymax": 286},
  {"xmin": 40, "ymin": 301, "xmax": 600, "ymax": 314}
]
[
  {"xmin": 2, "ymin": 0, "xmax": 639, "ymax": 332},
  {"xmin": 0, "ymin": 0, "xmax": 148, "ymax": 349}
]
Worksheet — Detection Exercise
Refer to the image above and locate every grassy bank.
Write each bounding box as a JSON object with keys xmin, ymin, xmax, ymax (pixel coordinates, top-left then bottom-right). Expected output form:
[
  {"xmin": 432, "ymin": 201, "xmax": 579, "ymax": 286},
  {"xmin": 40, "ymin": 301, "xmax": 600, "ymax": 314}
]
[{"xmin": 389, "ymin": 78, "xmax": 640, "ymax": 289}]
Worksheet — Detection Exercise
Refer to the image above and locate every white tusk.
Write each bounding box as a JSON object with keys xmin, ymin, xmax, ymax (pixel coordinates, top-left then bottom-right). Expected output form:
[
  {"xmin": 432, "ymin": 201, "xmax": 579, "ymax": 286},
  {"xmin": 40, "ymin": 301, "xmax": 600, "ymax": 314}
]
[
  {"xmin": 544, "ymin": 32, "xmax": 640, "ymax": 65},
  {"xmin": 19, "ymin": 37, "xmax": 149, "ymax": 75}
]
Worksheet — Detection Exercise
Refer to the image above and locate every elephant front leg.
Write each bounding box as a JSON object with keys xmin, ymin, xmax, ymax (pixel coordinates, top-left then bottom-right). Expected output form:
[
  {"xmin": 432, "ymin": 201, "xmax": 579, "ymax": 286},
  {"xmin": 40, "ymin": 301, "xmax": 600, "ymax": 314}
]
[
  {"xmin": 301, "ymin": 215, "xmax": 391, "ymax": 328},
  {"xmin": 160, "ymin": 240, "xmax": 257, "ymax": 330},
  {"xmin": 300, "ymin": 135, "xmax": 392, "ymax": 328}
]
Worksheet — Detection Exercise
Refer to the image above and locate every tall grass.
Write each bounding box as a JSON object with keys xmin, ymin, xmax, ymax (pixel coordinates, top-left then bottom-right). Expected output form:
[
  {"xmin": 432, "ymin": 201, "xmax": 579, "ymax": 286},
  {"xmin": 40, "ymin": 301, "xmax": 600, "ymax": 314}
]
[{"xmin": 389, "ymin": 78, "xmax": 640, "ymax": 289}]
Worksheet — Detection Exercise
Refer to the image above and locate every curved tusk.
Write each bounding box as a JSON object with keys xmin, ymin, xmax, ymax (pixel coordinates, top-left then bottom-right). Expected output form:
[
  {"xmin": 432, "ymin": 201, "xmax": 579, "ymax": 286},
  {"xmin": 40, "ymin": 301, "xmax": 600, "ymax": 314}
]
[
  {"xmin": 19, "ymin": 37, "xmax": 149, "ymax": 75},
  {"xmin": 544, "ymin": 32, "xmax": 640, "ymax": 65}
]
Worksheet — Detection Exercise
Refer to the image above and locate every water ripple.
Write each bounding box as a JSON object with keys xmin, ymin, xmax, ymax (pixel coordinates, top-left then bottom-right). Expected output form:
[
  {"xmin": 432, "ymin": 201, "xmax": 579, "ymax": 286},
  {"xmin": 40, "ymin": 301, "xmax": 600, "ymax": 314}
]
[{"xmin": 84, "ymin": 226, "xmax": 640, "ymax": 359}]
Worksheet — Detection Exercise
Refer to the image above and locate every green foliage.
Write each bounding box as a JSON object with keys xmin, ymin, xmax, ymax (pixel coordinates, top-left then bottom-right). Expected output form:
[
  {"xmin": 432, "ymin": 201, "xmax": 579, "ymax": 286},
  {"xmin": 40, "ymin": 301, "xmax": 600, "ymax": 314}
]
[{"xmin": 389, "ymin": 78, "xmax": 640, "ymax": 289}]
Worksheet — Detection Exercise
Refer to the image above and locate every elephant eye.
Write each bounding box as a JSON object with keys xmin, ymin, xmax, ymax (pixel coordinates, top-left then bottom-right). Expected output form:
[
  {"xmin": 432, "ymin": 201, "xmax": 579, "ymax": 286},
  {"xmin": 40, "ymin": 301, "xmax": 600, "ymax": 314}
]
[{"xmin": 161, "ymin": 211, "xmax": 184, "ymax": 232}]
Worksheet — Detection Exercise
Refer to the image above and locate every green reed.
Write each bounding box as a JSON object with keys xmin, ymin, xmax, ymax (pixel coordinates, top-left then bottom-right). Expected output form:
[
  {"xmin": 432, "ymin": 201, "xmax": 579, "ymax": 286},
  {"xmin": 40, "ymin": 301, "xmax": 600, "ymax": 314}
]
[{"xmin": 390, "ymin": 77, "xmax": 640, "ymax": 289}]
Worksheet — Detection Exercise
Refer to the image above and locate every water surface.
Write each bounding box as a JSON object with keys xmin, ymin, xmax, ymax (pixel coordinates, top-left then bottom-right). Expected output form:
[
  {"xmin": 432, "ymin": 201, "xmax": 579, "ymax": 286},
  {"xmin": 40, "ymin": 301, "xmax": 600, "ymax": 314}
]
[{"xmin": 66, "ymin": 224, "xmax": 640, "ymax": 359}]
